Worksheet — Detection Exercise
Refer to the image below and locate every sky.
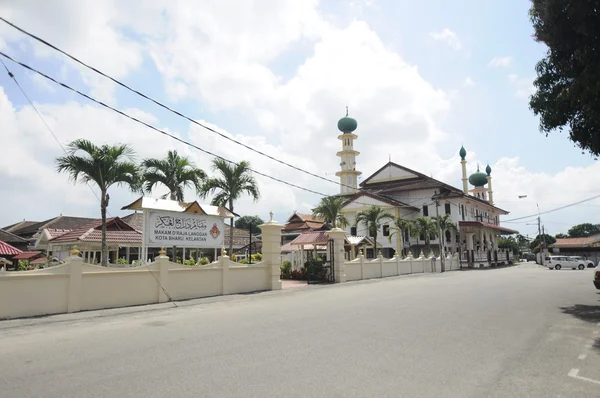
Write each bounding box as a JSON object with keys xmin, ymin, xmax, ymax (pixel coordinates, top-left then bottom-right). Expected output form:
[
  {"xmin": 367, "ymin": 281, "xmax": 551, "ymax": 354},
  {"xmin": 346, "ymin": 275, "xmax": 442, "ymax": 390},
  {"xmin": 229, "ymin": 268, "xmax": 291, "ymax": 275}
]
[{"xmin": 0, "ymin": 0, "xmax": 598, "ymax": 239}]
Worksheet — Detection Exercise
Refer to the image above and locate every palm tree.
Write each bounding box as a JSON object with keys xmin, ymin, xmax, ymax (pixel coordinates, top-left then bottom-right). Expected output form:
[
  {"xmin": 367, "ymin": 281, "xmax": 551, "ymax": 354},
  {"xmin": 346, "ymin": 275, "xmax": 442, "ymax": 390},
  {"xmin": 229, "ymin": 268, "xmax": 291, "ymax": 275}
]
[
  {"xmin": 56, "ymin": 139, "xmax": 139, "ymax": 266},
  {"xmin": 411, "ymin": 217, "xmax": 438, "ymax": 256},
  {"xmin": 200, "ymin": 159, "xmax": 260, "ymax": 255},
  {"xmin": 312, "ymin": 196, "xmax": 348, "ymax": 229},
  {"xmin": 388, "ymin": 216, "xmax": 414, "ymax": 256},
  {"xmin": 141, "ymin": 150, "xmax": 206, "ymax": 202},
  {"xmin": 354, "ymin": 206, "xmax": 393, "ymax": 255},
  {"xmin": 432, "ymin": 213, "xmax": 458, "ymax": 251}
]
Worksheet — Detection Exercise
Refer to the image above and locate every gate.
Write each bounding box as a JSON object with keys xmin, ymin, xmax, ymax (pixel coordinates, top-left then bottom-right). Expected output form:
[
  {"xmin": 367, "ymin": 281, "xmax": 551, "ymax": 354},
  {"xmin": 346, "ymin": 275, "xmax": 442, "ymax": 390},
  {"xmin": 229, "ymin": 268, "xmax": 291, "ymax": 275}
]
[{"xmin": 307, "ymin": 239, "xmax": 335, "ymax": 284}]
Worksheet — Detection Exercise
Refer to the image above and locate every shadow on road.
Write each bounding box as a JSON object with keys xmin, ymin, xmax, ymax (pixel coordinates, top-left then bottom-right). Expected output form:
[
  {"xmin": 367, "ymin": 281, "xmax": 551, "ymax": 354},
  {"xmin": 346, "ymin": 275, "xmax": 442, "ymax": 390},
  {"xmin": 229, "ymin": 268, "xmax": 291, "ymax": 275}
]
[{"xmin": 560, "ymin": 304, "xmax": 600, "ymax": 325}]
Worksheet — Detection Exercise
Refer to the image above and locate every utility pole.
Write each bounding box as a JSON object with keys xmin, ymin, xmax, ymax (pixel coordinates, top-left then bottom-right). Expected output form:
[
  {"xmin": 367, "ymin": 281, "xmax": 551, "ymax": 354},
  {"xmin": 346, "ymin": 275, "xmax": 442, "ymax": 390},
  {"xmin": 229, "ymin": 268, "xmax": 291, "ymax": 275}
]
[
  {"xmin": 434, "ymin": 196, "xmax": 445, "ymax": 272},
  {"xmin": 538, "ymin": 216, "xmax": 544, "ymax": 266}
]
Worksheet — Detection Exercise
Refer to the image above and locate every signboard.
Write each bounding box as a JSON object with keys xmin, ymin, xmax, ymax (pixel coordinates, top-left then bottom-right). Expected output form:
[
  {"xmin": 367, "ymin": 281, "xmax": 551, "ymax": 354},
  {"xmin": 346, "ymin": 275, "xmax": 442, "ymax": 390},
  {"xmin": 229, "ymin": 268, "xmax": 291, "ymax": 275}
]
[{"xmin": 143, "ymin": 210, "xmax": 225, "ymax": 248}]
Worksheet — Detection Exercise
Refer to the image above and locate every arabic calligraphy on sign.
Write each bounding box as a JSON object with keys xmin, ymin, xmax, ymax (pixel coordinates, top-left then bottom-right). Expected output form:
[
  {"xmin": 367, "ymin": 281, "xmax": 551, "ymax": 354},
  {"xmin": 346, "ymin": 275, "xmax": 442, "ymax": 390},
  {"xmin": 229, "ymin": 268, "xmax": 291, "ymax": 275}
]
[{"xmin": 144, "ymin": 210, "xmax": 225, "ymax": 248}]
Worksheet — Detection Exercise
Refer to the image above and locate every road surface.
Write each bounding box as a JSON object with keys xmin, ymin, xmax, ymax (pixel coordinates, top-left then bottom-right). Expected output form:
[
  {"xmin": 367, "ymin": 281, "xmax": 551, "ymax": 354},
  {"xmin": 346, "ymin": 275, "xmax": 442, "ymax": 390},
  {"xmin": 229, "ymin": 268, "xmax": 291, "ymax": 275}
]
[{"xmin": 1, "ymin": 262, "xmax": 599, "ymax": 397}]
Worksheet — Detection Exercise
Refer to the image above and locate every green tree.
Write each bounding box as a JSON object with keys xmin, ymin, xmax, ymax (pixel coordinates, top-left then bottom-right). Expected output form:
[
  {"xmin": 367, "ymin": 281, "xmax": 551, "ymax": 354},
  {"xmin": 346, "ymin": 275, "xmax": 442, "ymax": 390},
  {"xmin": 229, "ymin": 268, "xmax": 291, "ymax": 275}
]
[
  {"xmin": 56, "ymin": 139, "xmax": 139, "ymax": 266},
  {"xmin": 411, "ymin": 217, "xmax": 438, "ymax": 255},
  {"xmin": 432, "ymin": 213, "xmax": 457, "ymax": 247},
  {"xmin": 388, "ymin": 217, "xmax": 413, "ymax": 256},
  {"xmin": 529, "ymin": 234, "xmax": 557, "ymax": 253},
  {"xmin": 312, "ymin": 196, "xmax": 348, "ymax": 228},
  {"xmin": 141, "ymin": 150, "xmax": 206, "ymax": 201},
  {"xmin": 234, "ymin": 215, "xmax": 264, "ymax": 234},
  {"xmin": 567, "ymin": 223, "xmax": 600, "ymax": 238},
  {"xmin": 498, "ymin": 237, "xmax": 520, "ymax": 255},
  {"xmin": 555, "ymin": 233, "xmax": 568, "ymax": 239},
  {"xmin": 529, "ymin": 0, "xmax": 600, "ymax": 155},
  {"xmin": 200, "ymin": 159, "xmax": 260, "ymax": 255},
  {"xmin": 354, "ymin": 206, "xmax": 393, "ymax": 255}
]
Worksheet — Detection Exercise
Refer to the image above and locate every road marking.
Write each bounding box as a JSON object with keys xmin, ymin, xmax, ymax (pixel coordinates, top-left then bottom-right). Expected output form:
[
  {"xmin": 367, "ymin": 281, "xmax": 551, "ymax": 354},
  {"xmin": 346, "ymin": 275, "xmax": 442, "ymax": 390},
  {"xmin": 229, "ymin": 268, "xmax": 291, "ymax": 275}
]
[
  {"xmin": 578, "ymin": 354, "xmax": 587, "ymax": 360},
  {"xmin": 568, "ymin": 369, "xmax": 600, "ymax": 385}
]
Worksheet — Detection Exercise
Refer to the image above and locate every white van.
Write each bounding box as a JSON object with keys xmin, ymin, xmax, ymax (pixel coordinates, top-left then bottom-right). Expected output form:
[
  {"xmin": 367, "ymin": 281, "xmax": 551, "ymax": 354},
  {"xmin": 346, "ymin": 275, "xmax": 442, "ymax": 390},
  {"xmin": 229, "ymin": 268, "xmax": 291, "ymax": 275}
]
[{"xmin": 547, "ymin": 256, "xmax": 586, "ymax": 270}]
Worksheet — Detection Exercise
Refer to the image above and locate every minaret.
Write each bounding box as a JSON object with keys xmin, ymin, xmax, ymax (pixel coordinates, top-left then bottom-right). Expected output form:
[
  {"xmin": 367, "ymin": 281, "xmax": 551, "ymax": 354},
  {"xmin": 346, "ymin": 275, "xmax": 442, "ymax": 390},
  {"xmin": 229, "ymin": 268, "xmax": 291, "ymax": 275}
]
[
  {"xmin": 335, "ymin": 107, "xmax": 362, "ymax": 195},
  {"xmin": 459, "ymin": 146, "xmax": 468, "ymax": 194},
  {"xmin": 486, "ymin": 164, "xmax": 494, "ymax": 205},
  {"xmin": 468, "ymin": 164, "xmax": 488, "ymax": 200}
]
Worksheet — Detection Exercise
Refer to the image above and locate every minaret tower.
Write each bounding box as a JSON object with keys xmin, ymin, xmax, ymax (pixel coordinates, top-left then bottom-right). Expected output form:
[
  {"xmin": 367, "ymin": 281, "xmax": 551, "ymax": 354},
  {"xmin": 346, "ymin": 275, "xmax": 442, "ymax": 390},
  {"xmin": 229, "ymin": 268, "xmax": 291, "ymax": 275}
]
[
  {"xmin": 459, "ymin": 146, "xmax": 468, "ymax": 194},
  {"xmin": 486, "ymin": 164, "xmax": 494, "ymax": 205},
  {"xmin": 468, "ymin": 164, "xmax": 488, "ymax": 200},
  {"xmin": 335, "ymin": 107, "xmax": 361, "ymax": 195}
]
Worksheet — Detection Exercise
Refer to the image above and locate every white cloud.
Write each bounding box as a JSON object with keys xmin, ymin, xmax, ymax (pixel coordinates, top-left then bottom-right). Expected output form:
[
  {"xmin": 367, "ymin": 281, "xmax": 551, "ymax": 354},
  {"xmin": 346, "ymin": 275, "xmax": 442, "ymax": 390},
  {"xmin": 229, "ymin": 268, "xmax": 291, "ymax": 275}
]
[
  {"xmin": 429, "ymin": 28, "xmax": 462, "ymax": 50},
  {"xmin": 29, "ymin": 72, "xmax": 56, "ymax": 93},
  {"xmin": 463, "ymin": 76, "xmax": 475, "ymax": 87},
  {"xmin": 488, "ymin": 56, "xmax": 513, "ymax": 68}
]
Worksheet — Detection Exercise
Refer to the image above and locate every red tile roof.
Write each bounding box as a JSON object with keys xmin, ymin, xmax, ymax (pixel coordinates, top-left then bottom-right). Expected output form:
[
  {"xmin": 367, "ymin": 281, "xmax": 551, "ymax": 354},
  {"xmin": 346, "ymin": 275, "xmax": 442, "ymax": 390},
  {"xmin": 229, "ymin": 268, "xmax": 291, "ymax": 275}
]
[
  {"xmin": 551, "ymin": 237, "xmax": 600, "ymax": 248},
  {"xmin": 0, "ymin": 240, "xmax": 23, "ymax": 256},
  {"xmin": 49, "ymin": 217, "xmax": 142, "ymax": 244},
  {"xmin": 13, "ymin": 251, "xmax": 42, "ymax": 260},
  {"xmin": 289, "ymin": 231, "xmax": 331, "ymax": 246}
]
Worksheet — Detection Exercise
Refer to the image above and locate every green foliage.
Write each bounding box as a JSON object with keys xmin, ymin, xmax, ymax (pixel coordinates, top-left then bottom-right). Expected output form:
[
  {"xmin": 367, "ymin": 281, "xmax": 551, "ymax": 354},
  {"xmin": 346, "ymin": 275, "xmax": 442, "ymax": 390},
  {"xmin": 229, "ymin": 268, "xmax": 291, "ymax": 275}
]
[
  {"xmin": 555, "ymin": 233, "xmax": 568, "ymax": 239},
  {"xmin": 17, "ymin": 260, "xmax": 34, "ymax": 271},
  {"xmin": 198, "ymin": 257, "xmax": 210, "ymax": 266},
  {"xmin": 280, "ymin": 260, "xmax": 292, "ymax": 279},
  {"xmin": 498, "ymin": 237, "xmax": 520, "ymax": 254},
  {"xmin": 251, "ymin": 252, "xmax": 262, "ymax": 262},
  {"xmin": 235, "ymin": 215, "xmax": 264, "ymax": 233},
  {"xmin": 183, "ymin": 257, "xmax": 197, "ymax": 266},
  {"xmin": 200, "ymin": 158, "xmax": 260, "ymax": 255},
  {"xmin": 354, "ymin": 206, "xmax": 393, "ymax": 253},
  {"xmin": 239, "ymin": 258, "xmax": 250, "ymax": 264},
  {"xmin": 567, "ymin": 223, "xmax": 600, "ymax": 238},
  {"xmin": 312, "ymin": 196, "xmax": 348, "ymax": 228},
  {"xmin": 529, "ymin": 234, "xmax": 557, "ymax": 252},
  {"xmin": 55, "ymin": 139, "xmax": 139, "ymax": 266},
  {"xmin": 411, "ymin": 217, "xmax": 438, "ymax": 254},
  {"xmin": 529, "ymin": 0, "xmax": 600, "ymax": 155},
  {"xmin": 117, "ymin": 257, "xmax": 128, "ymax": 265},
  {"xmin": 141, "ymin": 150, "xmax": 206, "ymax": 202}
]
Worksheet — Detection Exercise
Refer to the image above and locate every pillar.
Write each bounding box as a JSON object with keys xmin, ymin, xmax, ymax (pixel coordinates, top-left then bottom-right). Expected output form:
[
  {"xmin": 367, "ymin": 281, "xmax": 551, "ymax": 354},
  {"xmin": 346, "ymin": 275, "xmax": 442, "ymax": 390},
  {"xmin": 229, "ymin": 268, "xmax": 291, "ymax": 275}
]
[
  {"xmin": 461, "ymin": 159, "xmax": 468, "ymax": 195},
  {"xmin": 487, "ymin": 175, "xmax": 494, "ymax": 206},
  {"xmin": 156, "ymin": 249, "xmax": 171, "ymax": 303},
  {"xmin": 466, "ymin": 232, "xmax": 475, "ymax": 265},
  {"xmin": 259, "ymin": 213, "xmax": 283, "ymax": 291},
  {"xmin": 328, "ymin": 228, "xmax": 347, "ymax": 283}
]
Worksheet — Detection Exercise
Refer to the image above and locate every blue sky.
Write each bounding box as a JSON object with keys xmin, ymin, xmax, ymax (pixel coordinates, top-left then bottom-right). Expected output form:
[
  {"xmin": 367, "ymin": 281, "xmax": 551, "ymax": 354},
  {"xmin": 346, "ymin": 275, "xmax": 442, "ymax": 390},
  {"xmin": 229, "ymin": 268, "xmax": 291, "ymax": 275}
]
[{"xmin": 0, "ymin": 0, "xmax": 598, "ymax": 238}]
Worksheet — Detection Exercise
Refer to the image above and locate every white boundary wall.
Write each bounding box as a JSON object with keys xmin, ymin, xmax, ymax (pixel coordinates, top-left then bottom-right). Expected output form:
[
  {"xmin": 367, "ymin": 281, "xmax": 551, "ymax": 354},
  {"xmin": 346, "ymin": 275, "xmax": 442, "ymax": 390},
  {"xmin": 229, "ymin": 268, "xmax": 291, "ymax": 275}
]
[
  {"xmin": 0, "ymin": 220, "xmax": 284, "ymax": 319},
  {"xmin": 343, "ymin": 252, "xmax": 461, "ymax": 282}
]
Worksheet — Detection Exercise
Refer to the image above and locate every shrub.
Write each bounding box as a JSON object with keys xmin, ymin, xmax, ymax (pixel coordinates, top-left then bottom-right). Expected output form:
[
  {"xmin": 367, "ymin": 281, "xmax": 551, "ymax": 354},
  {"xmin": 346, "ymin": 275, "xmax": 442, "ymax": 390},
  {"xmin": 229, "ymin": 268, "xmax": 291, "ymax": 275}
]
[
  {"xmin": 198, "ymin": 257, "xmax": 210, "ymax": 266},
  {"xmin": 290, "ymin": 268, "xmax": 307, "ymax": 280},
  {"xmin": 251, "ymin": 252, "xmax": 262, "ymax": 262},
  {"xmin": 17, "ymin": 260, "xmax": 34, "ymax": 271},
  {"xmin": 239, "ymin": 258, "xmax": 250, "ymax": 264},
  {"xmin": 184, "ymin": 257, "xmax": 196, "ymax": 266},
  {"xmin": 280, "ymin": 260, "xmax": 292, "ymax": 279},
  {"xmin": 117, "ymin": 257, "xmax": 128, "ymax": 265}
]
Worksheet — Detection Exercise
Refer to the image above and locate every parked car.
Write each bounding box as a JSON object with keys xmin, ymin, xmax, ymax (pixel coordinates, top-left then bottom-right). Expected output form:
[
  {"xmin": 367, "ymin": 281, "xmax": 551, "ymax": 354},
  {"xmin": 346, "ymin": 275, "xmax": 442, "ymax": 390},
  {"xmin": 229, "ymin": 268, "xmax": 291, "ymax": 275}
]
[
  {"xmin": 569, "ymin": 256, "xmax": 595, "ymax": 268},
  {"xmin": 547, "ymin": 255, "xmax": 586, "ymax": 270},
  {"xmin": 594, "ymin": 263, "xmax": 600, "ymax": 290}
]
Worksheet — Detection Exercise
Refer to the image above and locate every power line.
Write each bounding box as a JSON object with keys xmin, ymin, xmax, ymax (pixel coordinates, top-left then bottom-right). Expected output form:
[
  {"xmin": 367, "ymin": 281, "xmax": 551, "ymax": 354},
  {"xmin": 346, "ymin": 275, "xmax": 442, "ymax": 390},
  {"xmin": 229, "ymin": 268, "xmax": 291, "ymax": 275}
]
[
  {"xmin": 502, "ymin": 193, "xmax": 600, "ymax": 222},
  {"xmin": 0, "ymin": 16, "xmax": 360, "ymax": 193},
  {"xmin": 0, "ymin": 58, "xmax": 177, "ymax": 306}
]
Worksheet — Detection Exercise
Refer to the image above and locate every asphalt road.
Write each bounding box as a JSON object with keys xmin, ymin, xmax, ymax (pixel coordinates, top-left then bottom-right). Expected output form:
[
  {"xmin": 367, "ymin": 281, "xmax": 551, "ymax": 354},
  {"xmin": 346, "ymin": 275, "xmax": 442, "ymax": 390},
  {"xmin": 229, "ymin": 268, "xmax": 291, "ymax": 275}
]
[{"xmin": 1, "ymin": 262, "xmax": 600, "ymax": 397}]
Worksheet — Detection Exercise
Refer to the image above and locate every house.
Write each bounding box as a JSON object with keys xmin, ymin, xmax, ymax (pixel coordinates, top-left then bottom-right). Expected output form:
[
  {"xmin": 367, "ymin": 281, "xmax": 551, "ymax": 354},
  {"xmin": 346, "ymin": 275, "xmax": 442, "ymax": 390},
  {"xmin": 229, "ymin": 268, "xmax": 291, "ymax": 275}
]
[
  {"xmin": 0, "ymin": 239, "xmax": 23, "ymax": 270},
  {"xmin": 331, "ymin": 111, "xmax": 517, "ymax": 266},
  {"xmin": 0, "ymin": 229, "xmax": 30, "ymax": 252},
  {"xmin": 549, "ymin": 235, "xmax": 600, "ymax": 265},
  {"xmin": 281, "ymin": 212, "xmax": 326, "ymax": 245},
  {"xmin": 45, "ymin": 217, "xmax": 143, "ymax": 264},
  {"xmin": 3, "ymin": 216, "xmax": 96, "ymax": 249}
]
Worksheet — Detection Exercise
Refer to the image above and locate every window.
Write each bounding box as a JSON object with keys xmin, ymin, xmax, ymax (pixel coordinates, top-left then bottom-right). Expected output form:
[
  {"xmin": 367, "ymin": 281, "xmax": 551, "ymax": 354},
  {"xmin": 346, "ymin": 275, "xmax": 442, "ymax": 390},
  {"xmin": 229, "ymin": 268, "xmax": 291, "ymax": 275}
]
[
  {"xmin": 350, "ymin": 227, "xmax": 357, "ymax": 236},
  {"xmin": 445, "ymin": 230, "xmax": 451, "ymax": 242},
  {"xmin": 461, "ymin": 205, "xmax": 465, "ymax": 221},
  {"xmin": 445, "ymin": 203, "xmax": 451, "ymax": 215},
  {"xmin": 422, "ymin": 205, "xmax": 429, "ymax": 216},
  {"xmin": 419, "ymin": 233, "xmax": 425, "ymax": 241},
  {"xmin": 383, "ymin": 224, "xmax": 390, "ymax": 236}
]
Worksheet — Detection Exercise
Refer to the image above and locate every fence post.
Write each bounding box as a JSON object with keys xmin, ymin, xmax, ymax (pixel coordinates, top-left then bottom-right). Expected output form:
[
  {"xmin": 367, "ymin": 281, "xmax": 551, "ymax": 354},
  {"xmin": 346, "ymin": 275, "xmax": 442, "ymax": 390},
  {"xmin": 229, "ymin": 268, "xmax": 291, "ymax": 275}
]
[
  {"xmin": 328, "ymin": 228, "xmax": 346, "ymax": 283},
  {"xmin": 360, "ymin": 250, "xmax": 365, "ymax": 280},
  {"xmin": 156, "ymin": 248, "xmax": 171, "ymax": 303},
  {"xmin": 259, "ymin": 213, "xmax": 283, "ymax": 290},
  {"xmin": 378, "ymin": 251, "xmax": 384, "ymax": 278},
  {"xmin": 66, "ymin": 247, "xmax": 83, "ymax": 313}
]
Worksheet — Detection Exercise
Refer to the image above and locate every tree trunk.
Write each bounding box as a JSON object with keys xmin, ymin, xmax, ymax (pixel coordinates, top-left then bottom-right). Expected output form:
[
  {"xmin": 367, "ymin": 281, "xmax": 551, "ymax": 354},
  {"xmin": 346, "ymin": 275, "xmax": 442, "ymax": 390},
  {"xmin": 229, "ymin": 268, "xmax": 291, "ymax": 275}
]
[
  {"xmin": 101, "ymin": 189, "xmax": 108, "ymax": 266},
  {"xmin": 229, "ymin": 199, "xmax": 234, "ymax": 256}
]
